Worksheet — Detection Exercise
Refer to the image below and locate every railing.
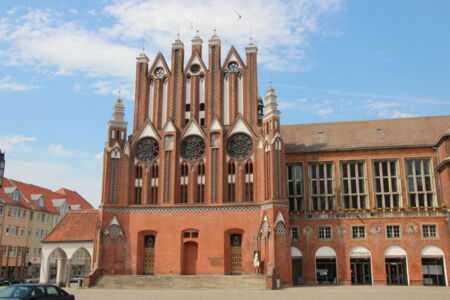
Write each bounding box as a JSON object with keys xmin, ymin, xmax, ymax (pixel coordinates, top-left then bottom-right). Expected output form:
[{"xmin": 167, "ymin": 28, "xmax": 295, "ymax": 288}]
[{"xmin": 290, "ymin": 209, "xmax": 449, "ymax": 220}]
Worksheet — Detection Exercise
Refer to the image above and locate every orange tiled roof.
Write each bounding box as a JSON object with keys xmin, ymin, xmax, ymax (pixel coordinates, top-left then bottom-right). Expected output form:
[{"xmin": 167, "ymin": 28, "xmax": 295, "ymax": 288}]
[
  {"xmin": 11, "ymin": 179, "xmax": 61, "ymax": 214},
  {"xmin": 1, "ymin": 179, "xmax": 35, "ymax": 209},
  {"xmin": 54, "ymin": 188, "xmax": 94, "ymax": 209},
  {"xmin": 43, "ymin": 210, "xmax": 98, "ymax": 242},
  {"xmin": 281, "ymin": 115, "xmax": 450, "ymax": 153}
]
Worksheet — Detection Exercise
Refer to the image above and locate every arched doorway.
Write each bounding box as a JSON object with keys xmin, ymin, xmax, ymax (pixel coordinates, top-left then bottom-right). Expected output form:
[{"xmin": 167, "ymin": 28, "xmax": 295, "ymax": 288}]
[
  {"xmin": 69, "ymin": 248, "xmax": 91, "ymax": 281},
  {"xmin": 315, "ymin": 246, "xmax": 337, "ymax": 284},
  {"xmin": 183, "ymin": 242, "xmax": 198, "ymax": 275},
  {"xmin": 421, "ymin": 246, "xmax": 447, "ymax": 286},
  {"xmin": 384, "ymin": 246, "xmax": 408, "ymax": 285},
  {"xmin": 349, "ymin": 246, "xmax": 372, "ymax": 285},
  {"xmin": 47, "ymin": 248, "xmax": 68, "ymax": 284},
  {"xmin": 291, "ymin": 247, "xmax": 303, "ymax": 285},
  {"xmin": 143, "ymin": 235, "xmax": 155, "ymax": 275}
]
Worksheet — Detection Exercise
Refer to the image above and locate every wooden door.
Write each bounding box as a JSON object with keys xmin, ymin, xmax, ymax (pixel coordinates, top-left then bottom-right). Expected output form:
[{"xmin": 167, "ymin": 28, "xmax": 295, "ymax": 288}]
[
  {"xmin": 230, "ymin": 234, "xmax": 242, "ymax": 274},
  {"xmin": 143, "ymin": 235, "xmax": 155, "ymax": 275},
  {"xmin": 183, "ymin": 242, "xmax": 198, "ymax": 275}
]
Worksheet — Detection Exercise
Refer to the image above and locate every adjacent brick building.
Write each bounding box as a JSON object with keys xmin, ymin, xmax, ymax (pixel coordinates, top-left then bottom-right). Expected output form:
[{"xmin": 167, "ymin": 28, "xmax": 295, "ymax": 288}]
[
  {"xmin": 41, "ymin": 33, "xmax": 449, "ymax": 288},
  {"xmin": 0, "ymin": 178, "xmax": 93, "ymax": 279}
]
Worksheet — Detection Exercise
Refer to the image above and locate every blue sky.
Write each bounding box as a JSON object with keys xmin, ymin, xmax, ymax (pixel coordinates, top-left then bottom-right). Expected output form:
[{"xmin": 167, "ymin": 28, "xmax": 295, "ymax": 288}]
[{"xmin": 1, "ymin": 0, "xmax": 449, "ymax": 207}]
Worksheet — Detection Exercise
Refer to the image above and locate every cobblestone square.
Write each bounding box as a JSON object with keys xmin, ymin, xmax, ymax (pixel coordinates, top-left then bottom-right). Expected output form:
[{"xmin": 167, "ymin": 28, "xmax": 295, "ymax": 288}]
[{"xmin": 65, "ymin": 286, "xmax": 450, "ymax": 300}]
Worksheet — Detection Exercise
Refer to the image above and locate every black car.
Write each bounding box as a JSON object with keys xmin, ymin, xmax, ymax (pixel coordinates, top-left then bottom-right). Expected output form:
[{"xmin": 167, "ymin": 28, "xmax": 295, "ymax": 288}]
[{"xmin": 0, "ymin": 284, "xmax": 74, "ymax": 300}]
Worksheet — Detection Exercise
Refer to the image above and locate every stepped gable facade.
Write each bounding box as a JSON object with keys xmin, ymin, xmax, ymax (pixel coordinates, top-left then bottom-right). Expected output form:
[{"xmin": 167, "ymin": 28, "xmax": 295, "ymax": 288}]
[{"xmin": 67, "ymin": 33, "xmax": 449, "ymax": 288}]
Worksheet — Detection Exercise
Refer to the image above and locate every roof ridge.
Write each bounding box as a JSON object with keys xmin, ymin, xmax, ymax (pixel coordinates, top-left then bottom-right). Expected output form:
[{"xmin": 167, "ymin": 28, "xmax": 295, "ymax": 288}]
[{"xmin": 281, "ymin": 114, "xmax": 450, "ymax": 127}]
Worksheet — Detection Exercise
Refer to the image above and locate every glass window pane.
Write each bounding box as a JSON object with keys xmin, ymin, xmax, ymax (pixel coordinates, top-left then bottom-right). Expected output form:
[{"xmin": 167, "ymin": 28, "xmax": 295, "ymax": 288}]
[{"xmin": 406, "ymin": 160, "xmax": 413, "ymax": 176}]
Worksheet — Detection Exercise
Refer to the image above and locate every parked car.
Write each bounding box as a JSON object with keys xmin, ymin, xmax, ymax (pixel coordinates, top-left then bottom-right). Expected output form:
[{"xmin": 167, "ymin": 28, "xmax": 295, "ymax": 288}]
[
  {"xmin": 0, "ymin": 284, "xmax": 74, "ymax": 300},
  {"xmin": 0, "ymin": 278, "xmax": 10, "ymax": 286},
  {"xmin": 23, "ymin": 277, "xmax": 40, "ymax": 284},
  {"xmin": 0, "ymin": 277, "xmax": 24, "ymax": 286}
]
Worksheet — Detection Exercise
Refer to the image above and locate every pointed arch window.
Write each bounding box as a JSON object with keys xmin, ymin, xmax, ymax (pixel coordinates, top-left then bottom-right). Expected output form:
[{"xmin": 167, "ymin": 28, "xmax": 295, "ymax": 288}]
[
  {"xmin": 135, "ymin": 165, "xmax": 143, "ymax": 204},
  {"xmin": 180, "ymin": 163, "xmax": 189, "ymax": 203},
  {"xmin": 149, "ymin": 164, "xmax": 158, "ymax": 204},
  {"xmin": 245, "ymin": 161, "xmax": 254, "ymax": 202},
  {"xmin": 227, "ymin": 161, "xmax": 236, "ymax": 202},
  {"xmin": 196, "ymin": 162, "xmax": 205, "ymax": 203},
  {"xmin": 109, "ymin": 157, "xmax": 119, "ymax": 203}
]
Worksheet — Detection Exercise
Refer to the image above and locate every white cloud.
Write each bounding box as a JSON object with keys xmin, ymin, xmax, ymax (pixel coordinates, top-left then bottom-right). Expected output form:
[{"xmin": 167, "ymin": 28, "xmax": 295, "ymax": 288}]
[
  {"xmin": 91, "ymin": 80, "xmax": 134, "ymax": 100},
  {"xmin": 69, "ymin": 9, "xmax": 79, "ymax": 15},
  {"xmin": 0, "ymin": 9, "xmax": 138, "ymax": 78},
  {"xmin": 0, "ymin": 1, "xmax": 342, "ymax": 79},
  {"xmin": 0, "ymin": 135, "xmax": 37, "ymax": 152},
  {"xmin": 0, "ymin": 76, "xmax": 38, "ymax": 91},
  {"xmin": 380, "ymin": 110, "xmax": 415, "ymax": 119},
  {"xmin": 329, "ymin": 90, "xmax": 447, "ymax": 105},
  {"xmin": 48, "ymin": 144, "xmax": 90, "ymax": 157},
  {"xmin": 318, "ymin": 107, "xmax": 334, "ymax": 116},
  {"xmin": 104, "ymin": 0, "xmax": 341, "ymax": 71}
]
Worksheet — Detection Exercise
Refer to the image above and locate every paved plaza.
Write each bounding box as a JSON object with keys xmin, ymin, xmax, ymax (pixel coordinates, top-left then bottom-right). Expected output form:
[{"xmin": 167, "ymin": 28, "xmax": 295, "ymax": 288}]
[{"xmin": 65, "ymin": 286, "xmax": 450, "ymax": 300}]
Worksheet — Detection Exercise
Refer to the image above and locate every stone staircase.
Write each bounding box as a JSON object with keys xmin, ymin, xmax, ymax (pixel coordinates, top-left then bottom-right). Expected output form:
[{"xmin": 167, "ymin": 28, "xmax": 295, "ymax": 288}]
[{"xmin": 93, "ymin": 274, "xmax": 266, "ymax": 290}]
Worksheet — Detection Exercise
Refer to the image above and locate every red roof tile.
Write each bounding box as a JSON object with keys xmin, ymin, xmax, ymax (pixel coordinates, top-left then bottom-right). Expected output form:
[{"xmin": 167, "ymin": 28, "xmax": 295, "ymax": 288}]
[
  {"xmin": 282, "ymin": 115, "xmax": 450, "ymax": 153},
  {"xmin": 43, "ymin": 210, "xmax": 98, "ymax": 242},
  {"xmin": 54, "ymin": 188, "xmax": 94, "ymax": 209}
]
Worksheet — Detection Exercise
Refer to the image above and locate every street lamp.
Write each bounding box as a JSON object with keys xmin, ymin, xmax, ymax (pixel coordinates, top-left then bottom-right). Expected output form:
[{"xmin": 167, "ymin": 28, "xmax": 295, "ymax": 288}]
[{"xmin": 0, "ymin": 150, "xmax": 5, "ymax": 188}]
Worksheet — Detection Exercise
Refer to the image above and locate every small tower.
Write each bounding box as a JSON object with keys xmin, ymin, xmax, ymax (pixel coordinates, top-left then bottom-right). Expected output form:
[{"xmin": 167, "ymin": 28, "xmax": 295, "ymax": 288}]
[
  {"xmin": 191, "ymin": 30, "xmax": 203, "ymax": 57},
  {"xmin": 108, "ymin": 97, "xmax": 128, "ymax": 142},
  {"xmin": 263, "ymin": 84, "xmax": 281, "ymax": 135},
  {"xmin": 134, "ymin": 49, "xmax": 149, "ymax": 132}
]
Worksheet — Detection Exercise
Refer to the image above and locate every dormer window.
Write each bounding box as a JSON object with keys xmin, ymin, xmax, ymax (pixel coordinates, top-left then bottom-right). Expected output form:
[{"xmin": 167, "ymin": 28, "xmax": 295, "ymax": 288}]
[{"xmin": 12, "ymin": 191, "xmax": 19, "ymax": 202}]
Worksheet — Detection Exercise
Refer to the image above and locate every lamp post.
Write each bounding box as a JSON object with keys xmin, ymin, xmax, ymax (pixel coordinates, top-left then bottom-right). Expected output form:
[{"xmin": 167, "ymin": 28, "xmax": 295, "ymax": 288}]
[{"xmin": 0, "ymin": 150, "xmax": 5, "ymax": 188}]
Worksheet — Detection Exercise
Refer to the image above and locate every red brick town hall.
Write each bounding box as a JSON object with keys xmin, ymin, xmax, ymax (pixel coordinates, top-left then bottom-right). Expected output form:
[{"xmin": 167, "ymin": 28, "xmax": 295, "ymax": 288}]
[{"xmin": 41, "ymin": 32, "xmax": 450, "ymax": 289}]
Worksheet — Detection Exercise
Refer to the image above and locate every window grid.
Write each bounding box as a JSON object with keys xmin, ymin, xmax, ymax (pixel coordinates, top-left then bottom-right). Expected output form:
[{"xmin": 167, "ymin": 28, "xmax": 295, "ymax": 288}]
[
  {"xmin": 318, "ymin": 226, "xmax": 332, "ymax": 239},
  {"xmin": 287, "ymin": 164, "xmax": 304, "ymax": 212},
  {"xmin": 290, "ymin": 227, "xmax": 299, "ymax": 240},
  {"xmin": 309, "ymin": 162, "xmax": 335, "ymax": 211},
  {"xmin": 352, "ymin": 226, "xmax": 365, "ymax": 239},
  {"xmin": 386, "ymin": 225, "xmax": 400, "ymax": 239},
  {"xmin": 406, "ymin": 158, "xmax": 434, "ymax": 207},
  {"xmin": 422, "ymin": 224, "xmax": 437, "ymax": 238},
  {"xmin": 341, "ymin": 161, "xmax": 367, "ymax": 209},
  {"xmin": 373, "ymin": 160, "xmax": 400, "ymax": 208}
]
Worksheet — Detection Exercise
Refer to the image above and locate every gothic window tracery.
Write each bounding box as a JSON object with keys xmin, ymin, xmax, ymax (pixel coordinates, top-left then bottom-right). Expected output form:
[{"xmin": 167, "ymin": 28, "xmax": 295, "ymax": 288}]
[
  {"xmin": 180, "ymin": 163, "xmax": 189, "ymax": 203},
  {"xmin": 197, "ymin": 162, "xmax": 205, "ymax": 203},
  {"xmin": 227, "ymin": 133, "xmax": 253, "ymax": 159},
  {"xmin": 149, "ymin": 164, "xmax": 158, "ymax": 204},
  {"xmin": 135, "ymin": 137, "xmax": 159, "ymax": 163},
  {"xmin": 227, "ymin": 161, "xmax": 236, "ymax": 202},
  {"xmin": 245, "ymin": 161, "xmax": 254, "ymax": 202},
  {"xmin": 135, "ymin": 165, "xmax": 143, "ymax": 204},
  {"xmin": 181, "ymin": 135, "xmax": 205, "ymax": 161},
  {"xmin": 228, "ymin": 62, "xmax": 239, "ymax": 71},
  {"xmin": 154, "ymin": 67, "xmax": 164, "ymax": 77}
]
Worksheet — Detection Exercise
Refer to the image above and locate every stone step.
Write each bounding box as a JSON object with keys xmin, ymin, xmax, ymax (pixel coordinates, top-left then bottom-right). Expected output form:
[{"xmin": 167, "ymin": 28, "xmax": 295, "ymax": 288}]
[{"xmin": 94, "ymin": 275, "xmax": 266, "ymax": 290}]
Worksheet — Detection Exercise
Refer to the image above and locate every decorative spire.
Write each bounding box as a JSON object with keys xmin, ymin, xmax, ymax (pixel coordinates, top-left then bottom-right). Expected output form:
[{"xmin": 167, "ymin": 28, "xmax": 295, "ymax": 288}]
[
  {"xmin": 109, "ymin": 97, "xmax": 127, "ymax": 129},
  {"xmin": 209, "ymin": 27, "xmax": 220, "ymax": 45},
  {"xmin": 246, "ymin": 36, "xmax": 257, "ymax": 53},
  {"xmin": 172, "ymin": 33, "xmax": 184, "ymax": 49},
  {"xmin": 264, "ymin": 84, "xmax": 280, "ymax": 119},
  {"xmin": 136, "ymin": 48, "xmax": 149, "ymax": 63},
  {"xmin": 191, "ymin": 29, "xmax": 203, "ymax": 45}
]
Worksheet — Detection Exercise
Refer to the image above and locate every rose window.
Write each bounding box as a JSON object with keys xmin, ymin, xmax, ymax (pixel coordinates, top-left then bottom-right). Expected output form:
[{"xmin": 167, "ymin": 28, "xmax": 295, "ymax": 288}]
[
  {"xmin": 154, "ymin": 67, "xmax": 164, "ymax": 77},
  {"xmin": 181, "ymin": 135, "xmax": 205, "ymax": 161},
  {"xmin": 227, "ymin": 133, "xmax": 253, "ymax": 159},
  {"xmin": 190, "ymin": 64, "xmax": 201, "ymax": 74},
  {"xmin": 135, "ymin": 137, "xmax": 159, "ymax": 163},
  {"xmin": 228, "ymin": 62, "xmax": 239, "ymax": 71}
]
